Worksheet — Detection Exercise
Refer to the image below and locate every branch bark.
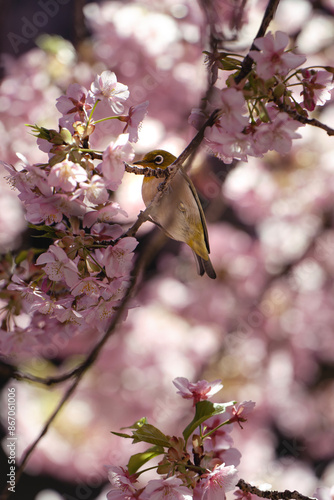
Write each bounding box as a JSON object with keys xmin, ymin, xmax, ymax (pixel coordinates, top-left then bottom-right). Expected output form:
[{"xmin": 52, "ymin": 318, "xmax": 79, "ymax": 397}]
[
  {"xmin": 237, "ymin": 479, "xmax": 317, "ymax": 500},
  {"xmin": 274, "ymin": 99, "xmax": 334, "ymax": 136}
]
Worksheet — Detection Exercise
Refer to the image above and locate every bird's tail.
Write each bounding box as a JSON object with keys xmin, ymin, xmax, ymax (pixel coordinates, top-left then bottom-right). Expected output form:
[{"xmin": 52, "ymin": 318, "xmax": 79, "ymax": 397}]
[{"xmin": 193, "ymin": 252, "xmax": 216, "ymax": 279}]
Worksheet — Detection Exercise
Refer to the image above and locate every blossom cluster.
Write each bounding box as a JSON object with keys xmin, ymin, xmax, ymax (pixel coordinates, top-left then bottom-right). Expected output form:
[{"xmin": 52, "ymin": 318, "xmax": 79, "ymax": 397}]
[
  {"xmin": 197, "ymin": 31, "xmax": 334, "ymax": 164},
  {"xmin": 106, "ymin": 377, "xmax": 255, "ymax": 500},
  {"xmin": 0, "ymin": 71, "xmax": 148, "ymax": 357}
]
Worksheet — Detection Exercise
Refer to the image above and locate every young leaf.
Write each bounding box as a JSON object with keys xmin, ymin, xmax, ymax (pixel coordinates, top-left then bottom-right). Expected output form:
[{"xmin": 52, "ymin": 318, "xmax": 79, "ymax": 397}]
[
  {"xmin": 183, "ymin": 400, "xmax": 235, "ymax": 443},
  {"xmin": 28, "ymin": 224, "xmax": 59, "ymax": 239},
  {"xmin": 132, "ymin": 423, "xmax": 171, "ymax": 448},
  {"xmin": 110, "ymin": 431, "xmax": 133, "ymax": 439},
  {"xmin": 127, "ymin": 445, "xmax": 165, "ymax": 475},
  {"xmin": 120, "ymin": 417, "xmax": 147, "ymax": 430},
  {"xmin": 110, "ymin": 418, "xmax": 148, "ymax": 440}
]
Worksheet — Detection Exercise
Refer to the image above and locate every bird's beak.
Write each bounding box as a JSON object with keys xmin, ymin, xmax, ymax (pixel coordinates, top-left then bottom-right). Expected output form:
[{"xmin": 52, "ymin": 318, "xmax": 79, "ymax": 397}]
[{"xmin": 133, "ymin": 159, "xmax": 145, "ymax": 165}]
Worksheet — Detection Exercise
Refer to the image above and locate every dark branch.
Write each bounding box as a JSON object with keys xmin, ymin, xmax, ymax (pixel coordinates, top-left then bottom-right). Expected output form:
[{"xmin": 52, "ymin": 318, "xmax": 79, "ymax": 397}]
[
  {"xmin": 274, "ymin": 100, "xmax": 334, "ymax": 136},
  {"xmin": 0, "ymin": 250, "xmax": 148, "ymax": 500},
  {"xmin": 124, "ymin": 163, "xmax": 170, "ymax": 178},
  {"xmin": 237, "ymin": 479, "xmax": 316, "ymax": 500}
]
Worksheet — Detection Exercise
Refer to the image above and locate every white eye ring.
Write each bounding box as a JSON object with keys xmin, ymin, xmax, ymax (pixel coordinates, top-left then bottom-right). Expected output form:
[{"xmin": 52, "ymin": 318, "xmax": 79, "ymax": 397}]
[{"xmin": 154, "ymin": 155, "xmax": 164, "ymax": 165}]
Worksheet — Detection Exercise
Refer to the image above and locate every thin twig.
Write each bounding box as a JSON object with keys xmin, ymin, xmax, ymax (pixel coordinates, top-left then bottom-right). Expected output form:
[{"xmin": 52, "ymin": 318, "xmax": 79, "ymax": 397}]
[
  {"xmin": 0, "ymin": 362, "xmax": 71, "ymax": 386},
  {"xmin": 274, "ymin": 100, "xmax": 334, "ymax": 136},
  {"xmin": 237, "ymin": 479, "xmax": 316, "ymax": 500}
]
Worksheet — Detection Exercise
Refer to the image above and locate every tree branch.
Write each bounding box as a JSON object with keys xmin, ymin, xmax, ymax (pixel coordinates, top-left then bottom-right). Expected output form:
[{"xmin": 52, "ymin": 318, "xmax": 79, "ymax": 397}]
[
  {"xmin": 274, "ymin": 99, "xmax": 334, "ymax": 136},
  {"xmin": 124, "ymin": 163, "xmax": 170, "ymax": 178},
  {"xmin": 0, "ymin": 242, "xmax": 150, "ymax": 500},
  {"xmin": 237, "ymin": 479, "xmax": 316, "ymax": 500}
]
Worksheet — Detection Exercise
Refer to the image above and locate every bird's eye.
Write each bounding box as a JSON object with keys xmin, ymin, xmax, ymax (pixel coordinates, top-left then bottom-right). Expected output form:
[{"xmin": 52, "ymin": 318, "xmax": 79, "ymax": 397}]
[{"xmin": 154, "ymin": 154, "xmax": 164, "ymax": 165}]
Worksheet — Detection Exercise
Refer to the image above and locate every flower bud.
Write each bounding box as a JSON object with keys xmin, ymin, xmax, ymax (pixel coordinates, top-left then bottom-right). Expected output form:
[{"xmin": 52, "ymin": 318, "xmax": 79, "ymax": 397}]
[{"xmin": 273, "ymin": 82, "xmax": 286, "ymax": 98}]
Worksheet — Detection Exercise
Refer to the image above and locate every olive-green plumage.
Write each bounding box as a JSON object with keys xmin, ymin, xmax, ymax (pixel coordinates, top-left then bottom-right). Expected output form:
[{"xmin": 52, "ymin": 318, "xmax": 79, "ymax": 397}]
[{"xmin": 134, "ymin": 150, "xmax": 216, "ymax": 279}]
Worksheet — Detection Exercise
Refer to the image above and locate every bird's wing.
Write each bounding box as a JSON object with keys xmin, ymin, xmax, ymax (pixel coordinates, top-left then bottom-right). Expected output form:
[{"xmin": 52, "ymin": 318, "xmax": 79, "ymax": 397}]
[{"xmin": 178, "ymin": 167, "xmax": 210, "ymax": 253}]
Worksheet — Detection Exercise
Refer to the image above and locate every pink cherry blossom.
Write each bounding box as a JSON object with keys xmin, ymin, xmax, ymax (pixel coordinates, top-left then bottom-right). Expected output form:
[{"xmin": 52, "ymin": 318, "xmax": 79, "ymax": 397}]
[
  {"xmin": 25, "ymin": 196, "xmax": 64, "ymax": 225},
  {"xmin": 71, "ymin": 278, "xmax": 101, "ymax": 297},
  {"xmin": 54, "ymin": 307, "xmax": 84, "ymax": 325},
  {"xmin": 7, "ymin": 276, "xmax": 49, "ymax": 313},
  {"xmin": 193, "ymin": 463, "xmax": 238, "ymax": 500},
  {"xmin": 121, "ymin": 100, "xmax": 149, "ymax": 142},
  {"xmin": 142, "ymin": 476, "xmax": 192, "ymax": 500},
  {"xmin": 89, "ymin": 71, "xmax": 130, "ymax": 113},
  {"xmin": 250, "ymin": 31, "xmax": 306, "ymax": 80},
  {"xmin": 5, "ymin": 162, "xmax": 51, "ymax": 200},
  {"xmin": 300, "ymin": 70, "xmax": 334, "ymax": 111},
  {"xmin": 200, "ymin": 407, "xmax": 242, "ymax": 468},
  {"xmin": 25, "ymin": 193, "xmax": 85, "ymax": 225},
  {"xmin": 173, "ymin": 377, "xmax": 223, "ymax": 405},
  {"xmin": 205, "ymin": 127, "xmax": 252, "ymax": 164},
  {"xmin": 106, "ymin": 466, "xmax": 139, "ymax": 500},
  {"xmin": 83, "ymin": 202, "xmax": 127, "ymax": 228},
  {"xmin": 99, "ymin": 134, "xmax": 134, "ymax": 190},
  {"xmin": 203, "ymin": 414, "xmax": 234, "ymax": 451},
  {"xmin": 36, "ymin": 244, "xmax": 80, "ymax": 287},
  {"xmin": 56, "ymin": 83, "xmax": 92, "ymax": 128},
  {"xmin": 209, "ymin": 88, "xmax": 248, "ymax": 134},
  {"xmin": 76, "ymin": 174, "xmax": 109, "ymax": 205},
  {"xmin": 48, "ymin": 160, "xmax": 88, "ymax": 192},
  {"xmin": 83, "ymin": 297, "xmax": 123, "ymax": 332},
  {"xmin": 103, "ymin": 237, "xmax": 138, "ymax": 278},
  {"xmin": 228, "ymin": 401, "xmax": 256, "ymax": 428},
  {"xmin": 233, "ymin": 489, "xmax": 259, "ymax": 500},
  {"xmin": 252, "ymin": 113, "xmax": 302, "ymax": 155},
  {"xmin": 90, "ymin": 222, "xmax": 123, "ymax": 241}
]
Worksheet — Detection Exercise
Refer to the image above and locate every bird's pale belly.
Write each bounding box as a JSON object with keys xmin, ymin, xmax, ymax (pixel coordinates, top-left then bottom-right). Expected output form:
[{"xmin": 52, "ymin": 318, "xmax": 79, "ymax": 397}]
[{"xmin": 142, "ymin": 172, "xmax": 208, "ymax": 260}]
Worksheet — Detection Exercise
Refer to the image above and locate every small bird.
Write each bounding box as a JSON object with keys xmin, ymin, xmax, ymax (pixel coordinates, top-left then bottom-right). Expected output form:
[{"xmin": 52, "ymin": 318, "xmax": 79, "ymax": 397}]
[{"xmin": 134, "ymin": 150, "xmax": 216, "ymax": 279}]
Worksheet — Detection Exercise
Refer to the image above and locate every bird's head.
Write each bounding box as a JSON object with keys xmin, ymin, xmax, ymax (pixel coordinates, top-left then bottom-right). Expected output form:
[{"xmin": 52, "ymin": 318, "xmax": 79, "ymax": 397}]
[{"xmin": 134, "ymin": 150, "xmax": 177, "ymax": 169}]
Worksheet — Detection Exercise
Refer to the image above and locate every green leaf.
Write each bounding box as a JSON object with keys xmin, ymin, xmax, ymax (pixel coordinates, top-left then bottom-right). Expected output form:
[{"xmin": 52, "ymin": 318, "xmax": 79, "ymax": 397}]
[
  {"xmin": 29, "ymin": 224, "xmax": 55, "ymax": 233},
  {"xmin": 28, "ymin": 224, "xmax": 58, "ymax": 240},
  {"xmin": 219, "ymin": 57, "xmax": 241, "ymax": 71},
  {"xmin": 120, "ymin": 417, "xmax": 148, "ymax": 430},
  {"xmin": 127, "ymin": 446, "xmax": 164, "ymax": 475},
  {"xmin": 132, "ymin": 423, "xmax": 171, "ymax": 448},
  {"xmin": 110, "ymin": 418, "xmax": 148, "ymax": 440},
  {"xmin": 27, "ymin": 124, "xmax": 53, "ymax": 140},
  {"xmin": 110, "ymin": 430, "xmax": 133, "ymax": 439},
  {"xmin": 183, "ymin": 400, "xmax": 235, "ymax": 443}
]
